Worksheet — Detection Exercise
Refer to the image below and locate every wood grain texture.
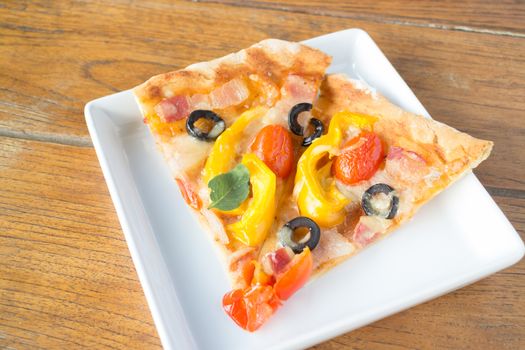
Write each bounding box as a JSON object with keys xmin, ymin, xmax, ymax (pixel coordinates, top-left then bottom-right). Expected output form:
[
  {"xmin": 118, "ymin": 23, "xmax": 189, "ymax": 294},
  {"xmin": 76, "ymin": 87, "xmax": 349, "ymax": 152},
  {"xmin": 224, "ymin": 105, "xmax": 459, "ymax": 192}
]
[
  {"xmin": 0, "ymin": 138, "xmax": 161, "ymax": 349},
  {"xmin": 1, "ymin": 0, "xmax": 524, "ymax": 349},
  {"xmin": 1, "ymin": 0, "xmax": 524, "ymax": 192},
  {"xmin": 200, "ymin": 0, "xmax": 525, "ymax": 35},
  {"xmin": 0, "ymin": 136, "xmax": 523, "ymax": 349}
]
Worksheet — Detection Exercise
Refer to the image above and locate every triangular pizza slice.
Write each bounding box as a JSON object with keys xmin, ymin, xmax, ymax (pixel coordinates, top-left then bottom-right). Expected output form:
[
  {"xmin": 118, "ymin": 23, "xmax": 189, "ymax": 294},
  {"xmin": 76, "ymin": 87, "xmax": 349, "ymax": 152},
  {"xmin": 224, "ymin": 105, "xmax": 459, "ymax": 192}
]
[{"xmin": 134, "ymin": 40, "xmax": 492, "ymax": 332}]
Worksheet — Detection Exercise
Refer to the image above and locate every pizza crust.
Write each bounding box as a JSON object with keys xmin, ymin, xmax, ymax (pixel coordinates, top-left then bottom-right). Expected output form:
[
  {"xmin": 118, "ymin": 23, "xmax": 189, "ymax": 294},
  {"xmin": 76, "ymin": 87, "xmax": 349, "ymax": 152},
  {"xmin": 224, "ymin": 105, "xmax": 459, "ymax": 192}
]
[{"xmin": 134, "ymin": 39, "xmax": 331, "ymax": 117}]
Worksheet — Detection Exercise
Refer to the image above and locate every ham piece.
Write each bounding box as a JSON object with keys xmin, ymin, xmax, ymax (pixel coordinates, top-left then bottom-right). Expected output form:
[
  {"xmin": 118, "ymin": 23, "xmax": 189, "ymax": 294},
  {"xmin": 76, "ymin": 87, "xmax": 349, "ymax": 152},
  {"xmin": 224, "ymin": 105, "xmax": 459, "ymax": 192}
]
[
  {"xmin": 385, "ymin": 146, "xmax": 429, "ymax": 184},
  {"xmin": 154, "ymin": 95, "xmax": 191, "ymax": 122},
  {"xmin": 281, "ymin": 75, "xmax": 317, "ymax": 102},
  {"xmin": 154, "ymin": 79, "xmax": 249, "ymax": 122},
  {"xmin": 209, "ymin": 78, "xmax": 250, "ymax": 109}
]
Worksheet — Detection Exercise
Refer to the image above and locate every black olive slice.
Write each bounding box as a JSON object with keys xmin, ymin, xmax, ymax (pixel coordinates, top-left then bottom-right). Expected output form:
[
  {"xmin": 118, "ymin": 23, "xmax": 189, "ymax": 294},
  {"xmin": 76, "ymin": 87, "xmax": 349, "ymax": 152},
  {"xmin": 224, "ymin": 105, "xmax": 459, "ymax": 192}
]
[
  {"xmin": 186, "ymin": 110, "xmax": 225, "ymax": 141},
  {"xmin": 278, "ymin": 216, "xmax": 321, "ymax": 254},
  {"xmin": 288, "ymin": 102, "xmax": 312, "ymax": 136},
  {"xmin": 361, "ymin": 183, "xmax": 399, "ymax": 219},
  {"xmin": 302, "ymin": 118, "xmax": 324, "ymax": 146}
]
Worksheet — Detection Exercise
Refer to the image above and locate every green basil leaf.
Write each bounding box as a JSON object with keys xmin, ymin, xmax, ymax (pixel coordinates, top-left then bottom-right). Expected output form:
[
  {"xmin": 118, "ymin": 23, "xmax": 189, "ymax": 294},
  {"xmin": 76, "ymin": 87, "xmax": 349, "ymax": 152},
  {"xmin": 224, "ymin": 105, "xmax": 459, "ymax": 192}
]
[{"xmin": 208, "ymin": 164, "xmax": 250, "ymax": 211}]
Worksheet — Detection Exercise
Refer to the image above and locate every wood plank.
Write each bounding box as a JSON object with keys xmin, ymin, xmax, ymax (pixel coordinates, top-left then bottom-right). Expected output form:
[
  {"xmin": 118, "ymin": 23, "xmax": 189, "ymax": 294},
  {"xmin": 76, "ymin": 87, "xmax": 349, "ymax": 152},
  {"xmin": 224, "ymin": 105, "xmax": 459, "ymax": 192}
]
[
  {"xmin": 0, "ymin": 137, "xmax": 161, "ymax": 349},
  {"xmin": 202, "ymin": 0, "xmax": 525, "ymax": 35},
  {"xmin": 0, "ymin": 137, "xmax": 524, "ymax": 349},
  {"xmin": 1, "ymin": 0, "xmax": 524, "ymax": 192}
]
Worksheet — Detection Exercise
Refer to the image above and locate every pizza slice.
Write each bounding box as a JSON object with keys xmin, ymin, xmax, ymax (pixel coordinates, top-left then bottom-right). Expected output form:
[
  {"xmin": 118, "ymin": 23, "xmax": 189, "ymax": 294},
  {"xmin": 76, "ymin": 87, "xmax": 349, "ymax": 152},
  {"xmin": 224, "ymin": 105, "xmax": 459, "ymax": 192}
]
[{"xmin": 225, "ymin": 73, "xmax": 492, "ymax": 331}]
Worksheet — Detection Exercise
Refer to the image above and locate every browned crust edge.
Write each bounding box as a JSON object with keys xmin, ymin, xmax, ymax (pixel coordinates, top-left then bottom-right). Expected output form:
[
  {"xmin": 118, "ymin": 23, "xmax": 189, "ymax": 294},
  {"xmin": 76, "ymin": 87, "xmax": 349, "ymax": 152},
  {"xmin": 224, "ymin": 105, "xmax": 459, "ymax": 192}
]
[{"xmin": 133, "ymin": 39, "xmax": 332, "ymax": 117}]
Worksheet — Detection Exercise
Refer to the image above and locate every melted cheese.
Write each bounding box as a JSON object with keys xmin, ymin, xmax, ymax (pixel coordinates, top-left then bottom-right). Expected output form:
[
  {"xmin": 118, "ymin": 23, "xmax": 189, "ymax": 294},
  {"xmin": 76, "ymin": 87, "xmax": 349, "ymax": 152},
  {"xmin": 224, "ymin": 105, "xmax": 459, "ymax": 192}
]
[
  {"xmin": 160, "ymin": 134, "xmax": 211, "ymax": 176},
  {"xmin": 312, "ymin": 228, "xmax": 355, "ymax": 270}
]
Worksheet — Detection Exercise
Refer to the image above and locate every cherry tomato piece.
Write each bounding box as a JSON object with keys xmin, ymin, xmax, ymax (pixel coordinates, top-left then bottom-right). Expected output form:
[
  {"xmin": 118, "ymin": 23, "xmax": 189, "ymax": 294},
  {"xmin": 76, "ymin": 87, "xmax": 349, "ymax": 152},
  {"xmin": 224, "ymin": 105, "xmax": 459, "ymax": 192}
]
[
  {"xmin": 175, "ymin": 178, "xmax": 202, "ymax": 210},
  {"xmin": 223, "ymin": 285, "xmax": 281, "ymax": 332},
  {"xmin": 222, "ymin": 289, "xmax": 248, "ymax": 329},
  {"xmin": 274, "ymin": 248, "xmax": 313, "ymax": 301},
  {"xmin": 242, "ymin": 260, "xmax": 256, "ymax": 287},
  {"xmin": 332, "ymin": 132, "xmax": 384, "ymax": 185},
  {"xmin": 251, "ymin": 125, "xmax": 294, "ymax": 178}
]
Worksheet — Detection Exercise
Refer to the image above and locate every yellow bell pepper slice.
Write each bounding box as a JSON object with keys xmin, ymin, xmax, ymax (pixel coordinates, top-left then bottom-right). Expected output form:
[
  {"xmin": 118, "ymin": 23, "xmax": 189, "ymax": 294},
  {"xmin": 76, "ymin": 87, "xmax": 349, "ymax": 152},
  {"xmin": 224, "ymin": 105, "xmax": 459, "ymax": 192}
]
[
  {"xmin": 227, "ymin": 153, "xmax": 276, "ymax": 246},
  {"xmin": 294, "ymin": 111, "xmax": 376, "ymax": 227},
  {"xmin": 203, "ymin": 106, "xmax": 267, "ymax": 215}
]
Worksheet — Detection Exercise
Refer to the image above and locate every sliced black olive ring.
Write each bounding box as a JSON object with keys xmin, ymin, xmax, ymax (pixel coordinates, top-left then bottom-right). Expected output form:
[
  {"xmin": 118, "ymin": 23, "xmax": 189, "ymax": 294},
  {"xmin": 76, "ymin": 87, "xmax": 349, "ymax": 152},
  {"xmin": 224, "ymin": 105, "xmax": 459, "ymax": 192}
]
[
  {"xmin": 361, "ymin": 183, "xmax": 399, "ymax": 219},
  {"xmin": 278, "ymin": 216, "xmax": 321, "ymax": 254},
  {"xmin": 288, "ymin": 103, "xmax": 324, "ymax": 147},
  {"xmin": 186, "ymin": 110, "xmax": 225, "ymax": 141},
  {"xmin": 302, "ymin": 118, "xmax": 324, "ymax": 146},
  {"xmin": 288, "ymin": 102, "xmax": 312, "ymax": 136}
]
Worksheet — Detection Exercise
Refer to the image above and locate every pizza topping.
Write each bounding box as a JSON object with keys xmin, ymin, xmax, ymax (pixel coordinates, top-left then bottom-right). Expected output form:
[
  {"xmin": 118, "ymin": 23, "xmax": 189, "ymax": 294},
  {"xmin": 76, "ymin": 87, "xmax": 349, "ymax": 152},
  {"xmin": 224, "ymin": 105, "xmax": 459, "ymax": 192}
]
[
  {"xmin": 186, "ymin": 110, "xmax": 226, "ymax": 141},
  {"xmin": 227, "ymin": 154, "xmax": 276, "ymax": 246},
  {"xmin": 160, "ymin": 134, "xmax": 212, "ymax": 174},
  {"xmin": 261, "ymin": 76, "xmax": 317, "ymax": 129},
  {"xmin": 332, "ymin": 131, "xmax": 384, "ymax": 185},
  {"xmin": 352, "ymin": 221, "xmax": 377, "ymax": 246},
  {"xmin": 295, "ymin": 142, "xmax": 349, "ymax": 227},
  {"xmin": 154, "ymin": 79, "xmax": 248, "ymax": 124},
  {"xmin": 385, "ymin": 146, "xmax": 429, "ymax": 184},
  {"xmin": 387, "ymin": 146, "xmax": 425, "ymax": 163},
  {"xmin": 223, "ymin": 247, "xmax": 313, "ymax": 331},
  {"xmin": 203, "ymin": 107, "xmax": 266, "ymax": 216},
  {"xmin": 302, "ymin": 118, "xmax": 324, "ymax": 146},
  {"xmin": 281, "ymin": 75, "xmax": 317, "ymax": 102},
  {"xmin": 352, "ymin": 216, "xmax": 391, "ymax": 247},
  {"xmin": 273, "ymin": 247, "xmax": 313, "ymax": 300},
  {"xmin": 278, "ymin": 216, "xmax": 321, "ymax": 254},
  {"xmin": 208, "ymin": 164, "xmax": 250, "ymax": 211},
  {"xmin": 288, "ymin": 102, "xmax": 312, "ymax": 136},
  {"xmin": 222, "ymin": 285, "xmax": 281, "ymax": 332},
  {"xmin": 296, "ymin": 111, "xmax": 378, "ymax": 227},
  {"xmin": 311, "ymin": 227, "xmax": 355, "ymax": 269},
  {"xmin": 154, "ymin": 95, "xmax": 190, "ymax": 122},
  {"xmin": 242, "ymin": 260, "xmax": 273, "ymax": 286},
  {"xmin": 250, "ymin": 125, "xmax": 294, "ymax": 178},
  {"xmin": 361, "ymin": 183, "xmax": 399, "ymax": 219},
  {"xmin": 261, "ymin": 247, "xmax": 294, "ymax": 275},
  {"xmin": 188, "ymin": 93, "xmax": 211, "ymax": 110},
  {"xmin": 288, "ymin": 102, "xmax": 325, "ymax": 146},
  {"xmin": 209, "ymin": 78, "xmax": 250, "ymax": 109}
]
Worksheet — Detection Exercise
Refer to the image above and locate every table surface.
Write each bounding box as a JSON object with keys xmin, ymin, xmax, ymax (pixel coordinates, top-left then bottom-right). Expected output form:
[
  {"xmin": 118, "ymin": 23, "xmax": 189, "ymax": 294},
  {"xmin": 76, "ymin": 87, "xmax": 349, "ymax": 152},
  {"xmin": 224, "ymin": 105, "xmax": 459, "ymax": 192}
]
[{"xmin": 1, "ymin": 1, "xmax": 524, "ymax": 349}]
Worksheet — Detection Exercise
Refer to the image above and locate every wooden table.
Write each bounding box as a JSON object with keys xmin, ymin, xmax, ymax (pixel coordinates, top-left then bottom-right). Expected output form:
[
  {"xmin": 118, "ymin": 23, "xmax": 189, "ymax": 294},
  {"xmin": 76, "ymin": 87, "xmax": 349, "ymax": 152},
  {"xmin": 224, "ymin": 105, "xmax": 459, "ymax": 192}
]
[{"xmin": 1, "ymin": 1, "xmax": 524, "ymax": 349}]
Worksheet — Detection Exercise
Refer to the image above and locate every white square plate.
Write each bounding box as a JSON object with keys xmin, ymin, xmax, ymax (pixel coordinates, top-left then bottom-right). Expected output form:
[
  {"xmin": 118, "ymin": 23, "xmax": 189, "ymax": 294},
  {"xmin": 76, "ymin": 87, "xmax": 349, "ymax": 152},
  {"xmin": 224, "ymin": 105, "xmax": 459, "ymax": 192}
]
[{"xmin": 85, "ymin": 29, "xmax": 524, "ymax": 350}]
